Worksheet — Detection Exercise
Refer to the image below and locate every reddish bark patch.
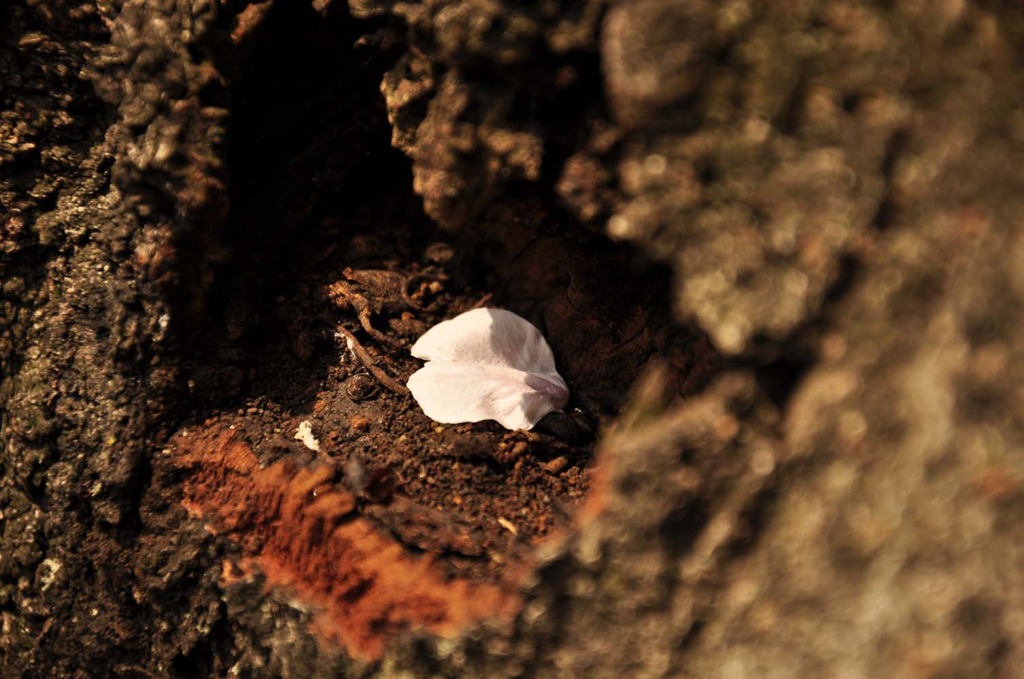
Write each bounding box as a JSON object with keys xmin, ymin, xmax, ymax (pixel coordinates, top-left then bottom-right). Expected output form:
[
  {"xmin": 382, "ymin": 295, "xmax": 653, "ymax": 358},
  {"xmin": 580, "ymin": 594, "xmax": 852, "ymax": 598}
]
[{"xmin": 171, "ymin": 426, "xmax": 522, "ymax": 661}]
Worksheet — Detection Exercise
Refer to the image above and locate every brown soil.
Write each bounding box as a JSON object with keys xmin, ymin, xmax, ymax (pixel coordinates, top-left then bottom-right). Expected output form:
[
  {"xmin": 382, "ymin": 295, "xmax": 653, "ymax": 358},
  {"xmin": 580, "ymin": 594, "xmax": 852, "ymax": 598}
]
[{"xmin": 158, "ymin": 196, "xmax": 718, "ymax": 658}]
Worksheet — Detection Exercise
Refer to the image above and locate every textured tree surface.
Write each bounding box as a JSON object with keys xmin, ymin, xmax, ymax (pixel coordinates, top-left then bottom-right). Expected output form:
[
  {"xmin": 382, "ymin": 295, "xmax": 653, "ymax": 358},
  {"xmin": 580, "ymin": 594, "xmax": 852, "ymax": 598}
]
[{"xmin": 3, "ymin": 1, "xmax": 1024, "ymax": 677}]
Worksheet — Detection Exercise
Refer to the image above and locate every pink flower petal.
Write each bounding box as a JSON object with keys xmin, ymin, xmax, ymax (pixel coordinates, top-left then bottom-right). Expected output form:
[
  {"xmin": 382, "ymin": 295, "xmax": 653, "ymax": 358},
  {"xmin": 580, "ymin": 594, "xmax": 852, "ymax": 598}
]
[{"xmin": 408, "ymin": 308, "xmax": 569, "ymax": 430}]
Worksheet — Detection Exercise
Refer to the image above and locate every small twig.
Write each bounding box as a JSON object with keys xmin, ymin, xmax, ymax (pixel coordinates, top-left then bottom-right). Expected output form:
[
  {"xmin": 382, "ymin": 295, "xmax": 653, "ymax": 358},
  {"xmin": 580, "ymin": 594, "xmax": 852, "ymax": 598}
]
[
  {"xmin": 401, "ymin": 272, "xmax": 447, "ymax": 310},
  {"xmin": 470, "ymin": 293, "xmax": 494, "ymax": 309},
  {"xmin": 113, "ymin": 665, "xmax": 160, "ymax": 679},
  {"xmin": 335, "ymin": 324, "xmax": 409, "ymax": 395}
]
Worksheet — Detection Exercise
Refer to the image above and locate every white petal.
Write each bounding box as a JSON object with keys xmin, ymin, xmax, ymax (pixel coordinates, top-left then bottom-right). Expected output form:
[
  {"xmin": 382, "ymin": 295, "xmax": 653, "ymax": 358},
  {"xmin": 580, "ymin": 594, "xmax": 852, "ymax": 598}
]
[
  {"xmin": 411, "ymin": 308, "xmax": 560, "ymax": 376},
  {"xmin": 407, "ymin": 308, "xmax": 569, "ymax": 430},
  {"xmin": 294, "ymin": 420, "xmax": 320, "ymax": 452}
]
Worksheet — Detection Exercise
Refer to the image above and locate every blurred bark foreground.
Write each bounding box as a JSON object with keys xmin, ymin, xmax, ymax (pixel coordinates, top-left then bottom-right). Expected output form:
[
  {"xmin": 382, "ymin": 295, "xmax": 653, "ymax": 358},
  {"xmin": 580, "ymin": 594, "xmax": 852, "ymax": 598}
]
[{"xmin": 3, "ymin": 0, "xmax": 1024, "ymax": 677}]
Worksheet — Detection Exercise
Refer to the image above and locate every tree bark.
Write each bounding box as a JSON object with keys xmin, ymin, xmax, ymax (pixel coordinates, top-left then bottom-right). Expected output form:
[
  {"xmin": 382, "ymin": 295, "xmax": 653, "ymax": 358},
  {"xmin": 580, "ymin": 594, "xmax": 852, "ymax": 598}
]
[{"xmin": 2, "ymin": 0, "xmax": 1023, "ymax": 677}]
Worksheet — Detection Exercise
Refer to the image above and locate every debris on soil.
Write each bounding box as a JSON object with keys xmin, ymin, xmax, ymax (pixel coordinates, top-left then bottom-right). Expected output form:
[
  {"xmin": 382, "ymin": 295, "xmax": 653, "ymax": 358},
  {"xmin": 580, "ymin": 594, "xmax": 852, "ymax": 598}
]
[{"xmin": 294, "ymin": 420, "xmax": 321, "ymax": 451}]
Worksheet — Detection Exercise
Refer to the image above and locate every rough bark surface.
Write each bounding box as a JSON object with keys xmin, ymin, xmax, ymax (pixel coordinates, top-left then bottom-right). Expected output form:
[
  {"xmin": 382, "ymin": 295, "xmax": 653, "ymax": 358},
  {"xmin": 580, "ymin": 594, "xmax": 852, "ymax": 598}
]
[{"xmin": 2, "ymin": 0, "xmax": 1023, "ymax": 677}]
